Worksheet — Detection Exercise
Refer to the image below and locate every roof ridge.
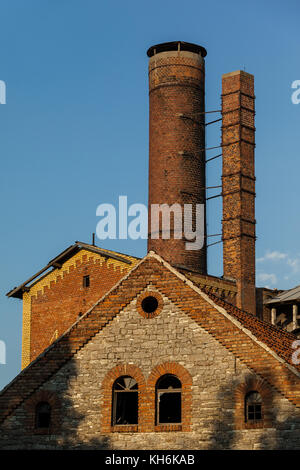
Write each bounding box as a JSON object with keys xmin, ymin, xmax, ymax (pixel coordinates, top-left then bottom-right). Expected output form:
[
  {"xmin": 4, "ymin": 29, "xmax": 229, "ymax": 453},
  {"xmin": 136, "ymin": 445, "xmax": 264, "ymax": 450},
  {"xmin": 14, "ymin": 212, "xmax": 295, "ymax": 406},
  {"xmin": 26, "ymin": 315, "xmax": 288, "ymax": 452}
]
[{"xmin": 75, "ymin": 241, "xmax": 141, "ymax": 260}]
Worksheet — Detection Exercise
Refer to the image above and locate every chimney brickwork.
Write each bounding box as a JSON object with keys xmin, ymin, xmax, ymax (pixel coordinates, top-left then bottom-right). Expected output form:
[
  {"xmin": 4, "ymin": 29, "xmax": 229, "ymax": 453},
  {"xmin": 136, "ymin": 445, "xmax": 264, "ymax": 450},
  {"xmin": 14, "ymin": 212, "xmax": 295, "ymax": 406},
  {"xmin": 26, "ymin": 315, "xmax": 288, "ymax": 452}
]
[
  {"xmin": 222, "ymin": 71, "xmax": 256, "ymax": 315},
  {"xmin": 147, "ymin": 42, "xmax": 207, "ymax": 273}
]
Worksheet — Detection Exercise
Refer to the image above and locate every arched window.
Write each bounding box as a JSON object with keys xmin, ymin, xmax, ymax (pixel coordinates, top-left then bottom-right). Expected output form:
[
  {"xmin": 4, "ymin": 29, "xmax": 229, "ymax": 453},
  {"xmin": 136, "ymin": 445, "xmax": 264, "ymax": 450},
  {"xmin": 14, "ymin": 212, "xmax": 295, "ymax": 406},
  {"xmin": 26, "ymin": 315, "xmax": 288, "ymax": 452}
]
[
  {"xmin": 245, "ymin": 391, "xmax": 262, "ymax": 422},
  {"xmin": 112, "ymin": 376, "xmax": 138, "ymax": 425},
  {"xmin": 35, "ymin": 401, "xmax": 51, "ymax": 429},
  {"xmin": 156, "ymin": 374, "xmax": 182, "ymax": 425}
]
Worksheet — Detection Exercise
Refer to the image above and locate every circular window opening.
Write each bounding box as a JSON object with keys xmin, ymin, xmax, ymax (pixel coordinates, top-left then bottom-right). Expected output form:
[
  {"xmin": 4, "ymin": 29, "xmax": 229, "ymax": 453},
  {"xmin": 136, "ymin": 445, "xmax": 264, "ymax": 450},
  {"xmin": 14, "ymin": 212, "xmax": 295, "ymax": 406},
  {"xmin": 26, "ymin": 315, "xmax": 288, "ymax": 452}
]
[{"xmin": 141, "ymin": 296, "xmax": 159, "ymax": 314}]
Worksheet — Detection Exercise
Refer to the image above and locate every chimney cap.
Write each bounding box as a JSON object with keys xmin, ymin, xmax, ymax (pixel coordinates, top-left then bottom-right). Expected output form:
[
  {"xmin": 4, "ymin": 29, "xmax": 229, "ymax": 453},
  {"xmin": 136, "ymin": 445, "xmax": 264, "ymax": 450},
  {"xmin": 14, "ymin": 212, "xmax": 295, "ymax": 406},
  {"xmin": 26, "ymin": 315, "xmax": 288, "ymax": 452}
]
[{"xmin": 147, "ymin": 41, "xmax": 207, "ymax": 58}]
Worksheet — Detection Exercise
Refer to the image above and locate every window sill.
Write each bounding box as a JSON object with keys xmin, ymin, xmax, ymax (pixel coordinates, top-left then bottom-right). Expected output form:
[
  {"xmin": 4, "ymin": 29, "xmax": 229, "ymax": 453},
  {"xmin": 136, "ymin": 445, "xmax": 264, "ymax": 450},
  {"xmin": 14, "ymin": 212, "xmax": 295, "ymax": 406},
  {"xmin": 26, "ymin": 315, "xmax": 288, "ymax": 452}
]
[
  {"xmin": 155, "ymin": 424, "xmax": 182, "ymax": 432},
  {"xmin": 33, "ymin": 428, "xmax": 53, "ymax": 435},
  {"xmin": 111, "ymin": 425, "xmax": 138, "ymax": 433},
  {"xmin": 243, "ymin": 421, "xmax": 265, "ymax": 429}
]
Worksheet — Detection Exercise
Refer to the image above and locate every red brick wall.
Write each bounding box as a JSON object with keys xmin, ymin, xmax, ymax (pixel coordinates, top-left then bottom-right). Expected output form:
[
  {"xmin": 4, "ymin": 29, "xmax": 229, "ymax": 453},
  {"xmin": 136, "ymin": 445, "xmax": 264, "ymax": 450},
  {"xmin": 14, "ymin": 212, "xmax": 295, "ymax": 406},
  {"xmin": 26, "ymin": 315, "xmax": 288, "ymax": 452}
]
[
  {"xmin": 30, "ymin": 254, "xmax": 128, "ymax": 363},
  {"xmin": 222, "ymin": 71, "xmax": 256, "ymax": 315},
  {"xmin": 147, "ymin": 45, "xmax": 207, "ymax": 273}
]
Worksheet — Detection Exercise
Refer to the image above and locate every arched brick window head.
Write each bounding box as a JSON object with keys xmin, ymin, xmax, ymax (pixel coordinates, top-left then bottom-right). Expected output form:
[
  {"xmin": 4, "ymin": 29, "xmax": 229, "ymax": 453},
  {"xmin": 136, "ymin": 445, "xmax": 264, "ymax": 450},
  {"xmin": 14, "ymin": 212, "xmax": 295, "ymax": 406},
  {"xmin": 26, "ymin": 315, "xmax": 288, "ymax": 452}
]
[
  {"xmin": 156, "ymin": 374, "xmax": 182, "ymax": 425},
  {"xmin": 112, "ymin": 376, "xmax": 138, "ymax": 426},
  {"xmin": 35, "ymin": 401, "xmax": 51, "ymax": 429},
  {"xmin": 245, "ymin": 391, "xmax": 262, "ymax": 423},
  {"xmin": 235, "ymin": 377, "xmax": 271, "ymax": 429},
  {"xmin": 136, "ymin": 291, "xmax": 163, "ymax": 319}
]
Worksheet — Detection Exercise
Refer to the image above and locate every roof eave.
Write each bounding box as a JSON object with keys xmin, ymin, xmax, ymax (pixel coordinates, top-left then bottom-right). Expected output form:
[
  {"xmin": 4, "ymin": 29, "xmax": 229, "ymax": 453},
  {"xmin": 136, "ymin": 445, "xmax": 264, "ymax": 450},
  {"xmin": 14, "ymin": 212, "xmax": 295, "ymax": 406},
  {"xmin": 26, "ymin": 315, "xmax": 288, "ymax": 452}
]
[{"xmin": 6, "ymin": 242, "xmax": 135, "ymax": 299}]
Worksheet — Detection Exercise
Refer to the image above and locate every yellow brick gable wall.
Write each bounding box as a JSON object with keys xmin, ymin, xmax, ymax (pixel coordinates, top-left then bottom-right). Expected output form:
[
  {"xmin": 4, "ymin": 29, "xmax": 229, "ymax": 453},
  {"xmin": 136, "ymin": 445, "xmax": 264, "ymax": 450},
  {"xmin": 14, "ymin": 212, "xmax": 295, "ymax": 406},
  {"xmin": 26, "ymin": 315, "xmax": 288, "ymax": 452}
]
[
  {"xmin": 21, "ymin": 292, "xmax": 31, "ymax": 370},
  {"xmin": 21, "ymin": 249, "xmax": 138, "ymax": 369}
]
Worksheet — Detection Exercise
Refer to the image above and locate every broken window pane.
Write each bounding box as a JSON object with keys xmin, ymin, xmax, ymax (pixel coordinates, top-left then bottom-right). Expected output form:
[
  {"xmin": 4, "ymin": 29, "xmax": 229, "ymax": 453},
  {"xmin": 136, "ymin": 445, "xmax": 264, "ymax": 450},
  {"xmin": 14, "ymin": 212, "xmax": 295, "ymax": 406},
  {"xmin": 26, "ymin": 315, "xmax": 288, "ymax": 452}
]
[
  {"xmin": 156, "ymin": 374, "xmax": 182, "ymax": 424},
  {"xmin": 112, "ymin": 376, "xmax": 138, "ymax": 425}
]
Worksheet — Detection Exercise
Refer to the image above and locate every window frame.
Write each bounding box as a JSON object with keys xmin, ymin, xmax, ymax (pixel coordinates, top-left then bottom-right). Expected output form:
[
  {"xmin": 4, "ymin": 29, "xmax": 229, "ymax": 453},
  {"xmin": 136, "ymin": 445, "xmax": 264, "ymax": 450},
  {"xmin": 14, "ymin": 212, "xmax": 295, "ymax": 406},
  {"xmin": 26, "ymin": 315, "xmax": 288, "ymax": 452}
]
[
  {"xmin": 101, "ymin": 363, "xmax": 191, "ymax": 433},
  {"xmin": 234, "ymin": 378, "xmax": 272, "ymax": 430},
  {"xmin": 35, "ymin": 401, "xmax": 52, "ymax": 430},
  {"xmin": 155, "ymin": 374, "xmax": 182, "ymax": 426},
  {"xmin": 111, "ymin": 375, "xmax": 139, "ymax": 427},
  {"xmin": 245, "ymin": 391, "xmax": 263, "ymax": 424},
  {"xmin": 25, "ymin": 390, "xmax": 60, "ymax": 435},
  {"xmin": 83, "ymin": 275, "xmax": 90, "ymax": 288}
]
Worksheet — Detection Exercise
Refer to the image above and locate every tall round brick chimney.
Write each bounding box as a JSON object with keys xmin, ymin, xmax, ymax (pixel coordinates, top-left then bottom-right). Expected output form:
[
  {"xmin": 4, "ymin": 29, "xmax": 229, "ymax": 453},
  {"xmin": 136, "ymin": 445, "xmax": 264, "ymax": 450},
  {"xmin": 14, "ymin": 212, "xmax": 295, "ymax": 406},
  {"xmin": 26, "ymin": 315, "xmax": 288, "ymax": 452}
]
[{"xmin": 147, "ymin": 41, "xmax": 207, "ymax": 273}]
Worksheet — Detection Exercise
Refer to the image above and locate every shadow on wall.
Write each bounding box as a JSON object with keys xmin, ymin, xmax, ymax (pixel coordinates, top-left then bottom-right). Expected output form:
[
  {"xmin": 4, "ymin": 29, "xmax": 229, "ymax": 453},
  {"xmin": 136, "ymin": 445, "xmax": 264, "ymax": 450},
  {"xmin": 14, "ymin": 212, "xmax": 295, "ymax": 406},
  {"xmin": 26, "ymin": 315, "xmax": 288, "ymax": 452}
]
[
  {"xmin": 0, "ymin": 333, "xmax": 111, "ymax": 450},
  {"xmin": 3, "ymin": 332, "xmax": 300, "ymax": 449},
  {"xmin": 207, "ymin": 372, "xmax": 276, "ymax": 450},
  {"xmin": 51, "ymin": 356, "xmax": 111, "ymax": 450},
  {"xmin": 207, "ymin": 375, "xmax": 238, "ymax": 450},
  {"xmin": 208, "ymin": 369, "xmax": 300, "ymax": 450},
  {"xmin": 257, "ymin": 366, "xmax": 300, "ymax": 450}
]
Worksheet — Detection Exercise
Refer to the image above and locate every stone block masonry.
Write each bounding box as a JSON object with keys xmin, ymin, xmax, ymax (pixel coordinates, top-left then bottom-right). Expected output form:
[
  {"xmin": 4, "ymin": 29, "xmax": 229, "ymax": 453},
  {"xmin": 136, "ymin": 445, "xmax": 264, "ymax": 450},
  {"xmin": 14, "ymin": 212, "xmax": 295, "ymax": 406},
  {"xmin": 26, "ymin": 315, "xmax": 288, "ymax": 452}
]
[
  {"xmin": 2, "ymin": 255, "xmax": 300, "ymax": 450},
  {"xmin": 1, "ymin": 286, "xmax": 300, "ymax": 449}
]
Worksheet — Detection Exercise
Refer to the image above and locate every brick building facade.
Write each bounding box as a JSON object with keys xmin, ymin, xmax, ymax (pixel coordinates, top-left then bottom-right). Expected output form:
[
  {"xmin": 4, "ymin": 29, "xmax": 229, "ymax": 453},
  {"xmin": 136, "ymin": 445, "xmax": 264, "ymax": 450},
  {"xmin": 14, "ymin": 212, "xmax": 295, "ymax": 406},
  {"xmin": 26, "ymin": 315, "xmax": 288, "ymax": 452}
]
[
  {"xmin": 1, "ymin": 42, "xmax": 299, "ymax": 450},
  {"xmin": 7, "ymin": 241, "xmax": 139, "ymax": 369},
  {"xmin": 1, "ymin": 254, "xmax": 300, "ymax": 449}
]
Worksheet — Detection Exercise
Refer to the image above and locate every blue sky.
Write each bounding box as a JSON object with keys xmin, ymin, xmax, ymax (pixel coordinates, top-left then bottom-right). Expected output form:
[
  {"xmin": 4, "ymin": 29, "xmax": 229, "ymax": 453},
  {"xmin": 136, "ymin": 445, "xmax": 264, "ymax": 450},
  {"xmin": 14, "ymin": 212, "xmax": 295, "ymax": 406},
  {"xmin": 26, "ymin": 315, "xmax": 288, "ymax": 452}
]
[{"xmin": 0, "ymin": 0, "xmax": 299, "ymax": 389}]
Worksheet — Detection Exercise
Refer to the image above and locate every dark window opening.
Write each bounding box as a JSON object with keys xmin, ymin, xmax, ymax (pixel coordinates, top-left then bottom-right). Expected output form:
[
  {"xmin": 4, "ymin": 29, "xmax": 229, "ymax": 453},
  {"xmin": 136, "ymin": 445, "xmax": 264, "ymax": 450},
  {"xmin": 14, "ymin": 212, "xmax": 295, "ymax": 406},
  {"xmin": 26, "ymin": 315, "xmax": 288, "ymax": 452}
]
[
  {"xmin": 83, "ymin": 275, "xmax": 90, "ymax": 288},
  {"xmin": 156, "ymin": 374, "xmax": 182, "ymax": 425},
  {"xmin": 112, "ymin": 376, "xmax": 138, "ymax": 425},
  {"xmin": 245, "ymin": 391, "xmax": 262, "ymax": 422},
  {"xmin": 35, "ymin": 401, "xmax": 51, "ymax": 429},
  {"xmin": 141, "ymin": 296, "xmax": 158, "ymax": 314}
]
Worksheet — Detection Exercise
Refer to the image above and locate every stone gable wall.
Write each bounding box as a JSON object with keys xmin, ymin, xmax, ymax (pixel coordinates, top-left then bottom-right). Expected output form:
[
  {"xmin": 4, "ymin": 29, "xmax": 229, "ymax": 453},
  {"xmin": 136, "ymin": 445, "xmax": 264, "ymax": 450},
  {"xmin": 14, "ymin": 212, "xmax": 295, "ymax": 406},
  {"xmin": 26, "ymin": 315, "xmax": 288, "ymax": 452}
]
[{"xmin": 1, "ymin": 287, "xmax": 300, "ymax": 450}]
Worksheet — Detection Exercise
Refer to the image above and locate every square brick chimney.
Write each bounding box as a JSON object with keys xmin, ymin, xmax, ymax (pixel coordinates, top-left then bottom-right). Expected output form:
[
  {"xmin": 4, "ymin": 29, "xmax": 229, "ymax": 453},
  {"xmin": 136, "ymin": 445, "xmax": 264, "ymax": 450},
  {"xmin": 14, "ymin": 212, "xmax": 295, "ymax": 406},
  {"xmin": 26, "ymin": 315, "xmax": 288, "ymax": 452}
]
[{"xmin": 221, "ymin": 71, "xmax": 256, "ymax": 315}]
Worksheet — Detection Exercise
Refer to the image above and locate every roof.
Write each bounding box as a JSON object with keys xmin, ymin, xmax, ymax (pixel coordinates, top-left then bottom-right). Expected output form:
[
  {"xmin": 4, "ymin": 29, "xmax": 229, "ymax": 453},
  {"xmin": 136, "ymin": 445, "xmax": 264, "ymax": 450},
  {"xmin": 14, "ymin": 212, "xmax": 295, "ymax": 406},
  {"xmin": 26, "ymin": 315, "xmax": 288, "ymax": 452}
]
[
  {"xmin": 6, "ymin": 241, "xmax": 140, "ymax": 299},
  {"xmin": 1, "ymin": 252, "xmax": 300, "ymax": 424},
  {"xmin": 178, "ymin": 268, "xmax": 237, "ymax": 292},
  {"xmin": 265, "ymin": 284, "xmax": 300, "ymax": 305}
]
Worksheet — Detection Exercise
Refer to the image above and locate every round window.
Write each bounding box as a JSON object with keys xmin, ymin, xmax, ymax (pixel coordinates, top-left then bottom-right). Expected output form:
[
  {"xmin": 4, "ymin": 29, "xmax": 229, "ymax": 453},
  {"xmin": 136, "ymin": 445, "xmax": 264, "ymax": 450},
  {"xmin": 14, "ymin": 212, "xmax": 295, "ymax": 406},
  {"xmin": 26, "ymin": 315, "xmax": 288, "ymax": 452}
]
[
  {"xmin": 137, "ymin": 291, "xmax": 163, "ymax": 318},
  {"xmin": 141, "ymin": 296, "xmax": 159, "ymax": 314}
]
